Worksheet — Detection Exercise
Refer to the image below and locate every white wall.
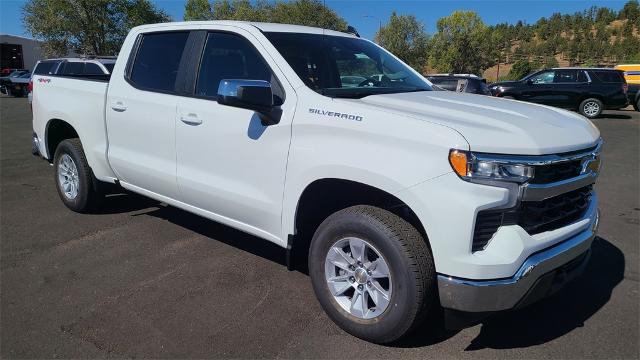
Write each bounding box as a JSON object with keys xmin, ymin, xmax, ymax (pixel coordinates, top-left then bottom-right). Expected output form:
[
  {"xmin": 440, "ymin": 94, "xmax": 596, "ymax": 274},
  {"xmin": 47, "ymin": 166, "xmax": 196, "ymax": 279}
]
[{"xmin": 0, "ymin": 34, "xmax": 44, "ymax": 71}]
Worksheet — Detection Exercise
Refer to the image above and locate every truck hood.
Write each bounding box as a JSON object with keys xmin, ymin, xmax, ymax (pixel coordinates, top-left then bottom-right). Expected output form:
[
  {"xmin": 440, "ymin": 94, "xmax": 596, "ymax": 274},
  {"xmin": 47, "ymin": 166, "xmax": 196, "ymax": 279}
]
[{"xmin": 355, "ymin": 91, "xmax": 600, "ymax": 155}]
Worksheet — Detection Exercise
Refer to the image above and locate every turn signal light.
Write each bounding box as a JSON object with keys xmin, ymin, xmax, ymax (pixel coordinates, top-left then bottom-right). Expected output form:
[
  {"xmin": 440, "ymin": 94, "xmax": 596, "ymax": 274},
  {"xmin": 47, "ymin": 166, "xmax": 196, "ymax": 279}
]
[{"xmin": 449, "ymin": 150, "xmax": 468, "ymax": 177}]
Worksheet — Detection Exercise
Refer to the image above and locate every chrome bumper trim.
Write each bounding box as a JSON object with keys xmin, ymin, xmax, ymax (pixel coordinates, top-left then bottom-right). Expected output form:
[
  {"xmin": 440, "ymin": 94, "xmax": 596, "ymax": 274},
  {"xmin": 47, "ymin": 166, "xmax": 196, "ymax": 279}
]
[
  {"xmin": 521, "ymin": 173, "xmax": 597, "ymax": 201},
  {"xmin": 438, "ymin": 210, "xmax": 599, "ymax": 312}
]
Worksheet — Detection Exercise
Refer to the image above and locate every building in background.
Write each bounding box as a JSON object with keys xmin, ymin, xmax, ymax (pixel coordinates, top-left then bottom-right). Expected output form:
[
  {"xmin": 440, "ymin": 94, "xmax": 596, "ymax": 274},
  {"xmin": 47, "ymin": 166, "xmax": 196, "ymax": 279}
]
[{"xmin": 0, "ymin": 34, "xmax": 44, "ymax": 71}]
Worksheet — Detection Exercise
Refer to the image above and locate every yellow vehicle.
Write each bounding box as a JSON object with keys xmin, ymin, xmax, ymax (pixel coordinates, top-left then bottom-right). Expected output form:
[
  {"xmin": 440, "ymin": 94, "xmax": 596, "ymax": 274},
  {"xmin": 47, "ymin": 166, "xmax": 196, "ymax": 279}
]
[
  {"xmin": 615, "ymin": 64, "xmax": 640, "ymax": 84},
  {"xmin": 615, "ymin": 64, "xmax": 640, "ymax": 111}
]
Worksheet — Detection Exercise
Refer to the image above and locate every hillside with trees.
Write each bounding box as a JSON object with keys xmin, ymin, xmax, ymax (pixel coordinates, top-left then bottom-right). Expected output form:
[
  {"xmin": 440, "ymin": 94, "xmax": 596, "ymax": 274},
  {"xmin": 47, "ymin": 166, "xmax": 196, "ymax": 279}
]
[
  {"xmin": 23, "ymin": 0, "xmax": 640, "ymax": 81},
  {"xmin": 181, "ymin": 0, "xmax": 639, "ymax": 81},
  {"xmin": 376, "ymin": 1, "xmax": 640, "ymax": 81}
]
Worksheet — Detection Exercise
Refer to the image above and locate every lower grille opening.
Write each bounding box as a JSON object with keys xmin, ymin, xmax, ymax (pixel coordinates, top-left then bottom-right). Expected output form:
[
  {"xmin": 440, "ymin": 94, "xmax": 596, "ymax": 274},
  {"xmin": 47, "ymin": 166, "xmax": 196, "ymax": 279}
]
[{"xmin": 472, "ymin": 186, "xmax": 592, "ymax": 252}]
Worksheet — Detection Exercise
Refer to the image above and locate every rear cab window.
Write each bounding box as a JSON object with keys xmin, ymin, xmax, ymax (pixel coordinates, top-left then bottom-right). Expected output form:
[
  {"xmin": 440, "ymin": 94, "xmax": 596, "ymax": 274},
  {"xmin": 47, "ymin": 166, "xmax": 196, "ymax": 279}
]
[
  {"xmin": 83, "ymin": 63, "xmax": 104, "ymax": 75},
  {"xmin": 59, "ymin": 62, "xmax": 85, "ymax": 75},
  {"xmin": 33, "ymin": 61, "xmax": 58, "ymax": 75}
]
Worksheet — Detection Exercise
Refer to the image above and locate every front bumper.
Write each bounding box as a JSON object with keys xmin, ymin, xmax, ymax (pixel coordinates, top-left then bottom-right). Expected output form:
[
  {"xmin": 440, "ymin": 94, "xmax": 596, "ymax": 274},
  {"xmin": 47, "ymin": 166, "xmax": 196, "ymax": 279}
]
[{"xmin": 437, "ymin": 208, "xmax": 599, "ymax": 312}]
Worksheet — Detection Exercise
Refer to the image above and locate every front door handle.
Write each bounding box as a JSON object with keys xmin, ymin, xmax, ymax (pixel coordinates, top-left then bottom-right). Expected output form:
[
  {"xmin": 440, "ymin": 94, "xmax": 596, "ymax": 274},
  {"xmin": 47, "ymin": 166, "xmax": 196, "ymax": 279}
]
[
  {"xmin": 111, "ymin": 101, "xmax": 127, "ymax": 112},
  {"xmin": 180, "ymin": 114, "xmax": 202, "ymax": 126}
]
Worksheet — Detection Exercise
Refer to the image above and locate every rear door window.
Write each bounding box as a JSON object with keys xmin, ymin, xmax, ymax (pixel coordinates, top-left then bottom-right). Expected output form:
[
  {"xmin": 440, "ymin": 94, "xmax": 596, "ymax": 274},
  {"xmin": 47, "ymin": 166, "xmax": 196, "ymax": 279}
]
[
  {"xmin": 554, "ymin": 70, "xmax": 579, "ymax": 83},
  {"xmin": 129, "ymin": 31, "xmax": 190, "ymax": 92}
]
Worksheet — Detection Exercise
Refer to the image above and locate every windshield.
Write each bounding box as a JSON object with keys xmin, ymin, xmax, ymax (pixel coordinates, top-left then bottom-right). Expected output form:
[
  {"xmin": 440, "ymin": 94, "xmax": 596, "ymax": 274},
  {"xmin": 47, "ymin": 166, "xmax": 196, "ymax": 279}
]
[{"xmin": 264, "ymin": 32, "xmax": 432, "ymax": 98}]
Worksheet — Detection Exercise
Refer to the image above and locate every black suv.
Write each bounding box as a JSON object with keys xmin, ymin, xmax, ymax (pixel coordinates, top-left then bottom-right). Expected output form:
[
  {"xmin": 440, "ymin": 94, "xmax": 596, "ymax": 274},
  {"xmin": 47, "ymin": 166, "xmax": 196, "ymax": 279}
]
[
  {"xmin": 489, "ymin": 68, "xmax": 628, "ymax": 118},
  {"xmin": 427, "ymin": 74, "xmax": 491, "ymax": 95}
]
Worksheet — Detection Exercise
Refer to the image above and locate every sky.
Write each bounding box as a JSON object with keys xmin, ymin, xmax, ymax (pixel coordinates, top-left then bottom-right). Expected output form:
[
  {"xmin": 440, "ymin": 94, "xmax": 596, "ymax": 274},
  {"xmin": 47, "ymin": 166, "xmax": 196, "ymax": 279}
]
[{"xmin": 0, "ymin": 0, "xmax": 632, "ymax": 40}]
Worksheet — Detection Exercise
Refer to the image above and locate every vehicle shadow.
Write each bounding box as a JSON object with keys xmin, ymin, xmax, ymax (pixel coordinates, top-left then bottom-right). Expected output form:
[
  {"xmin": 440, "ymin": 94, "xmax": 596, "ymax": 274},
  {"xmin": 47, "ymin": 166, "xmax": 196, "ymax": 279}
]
[
  {"xmin": 90, "ymin": 192, "xmax": 161, "ymax": 215},
  {"xmin": 97, "ymin": 195, "xmax": 625, "ymax": 350},
  {"xmin": 394, "ymin": 236, "xmax": 624, "ymax": 349},
  {"xmin": 601, "ymin": 112, "xmax": 633, "ymax": 119},
  {"xmin": 463, "ymin": 236, "xmax": 624, "ymax": 351},
  {"xmin": 137, "ymin": 203, "xmax": 290, "ymax": 267}
]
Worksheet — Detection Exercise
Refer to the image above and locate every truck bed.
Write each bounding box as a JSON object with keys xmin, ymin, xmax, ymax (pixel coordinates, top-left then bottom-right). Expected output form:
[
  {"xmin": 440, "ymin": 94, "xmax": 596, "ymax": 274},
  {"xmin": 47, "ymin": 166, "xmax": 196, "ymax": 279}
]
[{"xmin": 32, "ymin": 74, "xmax": 116, "ymax": 181}]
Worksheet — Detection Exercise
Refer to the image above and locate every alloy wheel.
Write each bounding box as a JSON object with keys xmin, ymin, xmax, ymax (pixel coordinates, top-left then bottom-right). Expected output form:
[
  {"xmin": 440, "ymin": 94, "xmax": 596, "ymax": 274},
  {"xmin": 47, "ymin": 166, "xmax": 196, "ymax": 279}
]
[
  {"xmin": 583, "ymin": 101, "xmax": 600, "ymax": 117},
  {"xmin": 57, "ymin": 154, "xmax": 79, "ymax": 199},
  {"xmin": 324, "ymin": 237, "xmax": 392, "ymax": 319}
]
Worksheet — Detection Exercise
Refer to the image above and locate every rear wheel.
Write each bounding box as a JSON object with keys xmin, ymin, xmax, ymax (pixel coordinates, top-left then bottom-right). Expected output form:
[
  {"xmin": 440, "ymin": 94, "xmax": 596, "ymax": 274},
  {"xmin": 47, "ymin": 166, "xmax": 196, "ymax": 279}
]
[
  {"xmin": 579, "ymin": 98, "xmax": 603, "ymax": 119},
  {"xmin": 53, "ymin": 138, "xmax": 103, "ymax": 212},
  {"xmin": 309, "ymin": 205, "xmax": 436, "ymax": 344}
]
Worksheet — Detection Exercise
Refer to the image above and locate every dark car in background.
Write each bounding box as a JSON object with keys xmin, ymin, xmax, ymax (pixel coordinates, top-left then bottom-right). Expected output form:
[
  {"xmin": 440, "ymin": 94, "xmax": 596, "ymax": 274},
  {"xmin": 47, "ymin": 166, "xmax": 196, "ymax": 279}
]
[
  {"xmin": 0, "ymin": 70, "xmax": 30, "ymax": 95},
  {"xmin": 489, "ymin": 67, "xmax": 628, "ymax": 118},
  {"xmin": 427, "ymin": 74, "xmax": 491, "ymax": 95},
  {"xmin": 629, "ymin": 84, "xmax": 640, "ymax": 111},
  {"xmin": 3, "ymin": 72, "xmax": 31, "ymax": 97}
]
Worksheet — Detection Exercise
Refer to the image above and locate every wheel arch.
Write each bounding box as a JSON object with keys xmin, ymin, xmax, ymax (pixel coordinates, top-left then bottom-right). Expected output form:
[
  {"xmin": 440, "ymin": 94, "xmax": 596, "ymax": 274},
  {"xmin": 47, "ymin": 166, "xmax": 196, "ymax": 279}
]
[
  {"xmin": 45, "ymin": 118, "xmax": 79, "ymax": 161},
  {"xmin": 288, "ymin": 177, "xmax": 430, "ymax": 271},
  {"xmin": 578, "ymin": 94, "xmax": 604, "ymax": 106}
]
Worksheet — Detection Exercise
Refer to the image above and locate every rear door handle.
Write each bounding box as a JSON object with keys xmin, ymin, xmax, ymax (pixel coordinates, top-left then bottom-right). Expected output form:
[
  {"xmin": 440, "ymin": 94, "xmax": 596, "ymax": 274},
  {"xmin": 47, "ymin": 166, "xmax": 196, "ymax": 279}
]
[
  {"xmin": 180, "ymin": 113, "xmax": 202, "ymax": 125},
  {"xmin": 111, "ymin": 101, "xmax": 127, "ymax": 112}
]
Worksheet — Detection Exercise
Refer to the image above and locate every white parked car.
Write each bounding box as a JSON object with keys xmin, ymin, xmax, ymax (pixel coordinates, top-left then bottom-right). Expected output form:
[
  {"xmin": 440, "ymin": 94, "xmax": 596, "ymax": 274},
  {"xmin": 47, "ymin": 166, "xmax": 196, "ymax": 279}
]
[{"xmin": 31, "ymin": 21, "xmax": 602, "ymax": 344}]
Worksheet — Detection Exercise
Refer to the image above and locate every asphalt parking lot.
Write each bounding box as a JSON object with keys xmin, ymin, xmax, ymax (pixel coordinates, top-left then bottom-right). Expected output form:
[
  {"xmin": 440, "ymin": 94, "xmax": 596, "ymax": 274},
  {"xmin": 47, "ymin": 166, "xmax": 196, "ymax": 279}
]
[{"xmin": 1, "ymin": 95, "xmax": 638, "ymax": 359}]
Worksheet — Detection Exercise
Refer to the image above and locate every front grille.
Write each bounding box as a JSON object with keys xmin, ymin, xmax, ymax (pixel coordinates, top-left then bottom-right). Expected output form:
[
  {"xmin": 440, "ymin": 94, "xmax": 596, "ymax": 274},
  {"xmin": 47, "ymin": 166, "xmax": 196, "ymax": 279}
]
[
  {"xmin": 518, "ymin": 186, "xmax": 592, "ymax": 234},
  {"xmin": 530, "ymin": 160, "xmax": 583, "ymax": 184},
  {"xmin": 472, "ymin": 186, "xmax": 592, "ymax": 252}
]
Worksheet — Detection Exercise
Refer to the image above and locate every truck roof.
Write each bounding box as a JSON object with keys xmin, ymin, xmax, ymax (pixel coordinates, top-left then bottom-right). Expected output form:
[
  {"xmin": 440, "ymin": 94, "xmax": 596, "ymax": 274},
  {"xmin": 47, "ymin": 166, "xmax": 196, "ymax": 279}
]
[{"xmin": 133, "ymin": 21, "xmax": 356, "ymax": 38}]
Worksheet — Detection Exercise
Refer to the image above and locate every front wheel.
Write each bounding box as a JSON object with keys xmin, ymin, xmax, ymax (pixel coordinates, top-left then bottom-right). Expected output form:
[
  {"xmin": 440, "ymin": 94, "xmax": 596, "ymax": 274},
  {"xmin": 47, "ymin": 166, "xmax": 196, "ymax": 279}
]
[
  {"xmin": 309, "ymin": 205, "xmax": 436, "ymax": 344},
  {"xmin": 53, "ymin": 138, "xmax": 103, "ymax": 212},
  {"xmin": 579, "ymin": 98, "xmax": 603, "ymax": 119}
]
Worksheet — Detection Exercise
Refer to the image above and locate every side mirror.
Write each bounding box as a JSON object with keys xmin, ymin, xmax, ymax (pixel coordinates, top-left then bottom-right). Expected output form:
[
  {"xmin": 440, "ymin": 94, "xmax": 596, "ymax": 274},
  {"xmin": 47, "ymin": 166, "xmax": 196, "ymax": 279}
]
[
  {"xmin": 526, "ymin": 79, "xmax": 533, "ymax": 85},
  {"xmin": 217, "ymin": 79, "xmax": 281, "ymax": 125}
]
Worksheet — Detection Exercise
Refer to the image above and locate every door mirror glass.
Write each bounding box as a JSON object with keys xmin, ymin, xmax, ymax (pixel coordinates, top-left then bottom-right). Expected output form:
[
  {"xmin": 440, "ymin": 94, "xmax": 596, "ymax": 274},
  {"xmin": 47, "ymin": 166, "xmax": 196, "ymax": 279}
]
[{"xmin": 217, "ymin": 79, "xmax": 280, "ymax": 124}]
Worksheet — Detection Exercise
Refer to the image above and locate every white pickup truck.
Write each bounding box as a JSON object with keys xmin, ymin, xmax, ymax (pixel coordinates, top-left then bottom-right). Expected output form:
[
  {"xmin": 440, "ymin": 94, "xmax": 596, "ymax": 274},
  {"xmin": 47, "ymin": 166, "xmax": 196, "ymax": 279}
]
[{"xmin": 32, "ymin": 21, "xmax": 602, "ymax": 343}]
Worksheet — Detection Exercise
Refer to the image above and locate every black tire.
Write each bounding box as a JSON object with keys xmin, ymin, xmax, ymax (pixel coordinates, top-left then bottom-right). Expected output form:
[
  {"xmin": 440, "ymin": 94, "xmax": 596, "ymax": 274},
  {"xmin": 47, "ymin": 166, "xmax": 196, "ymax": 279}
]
[
  {"xmin": 579, "ymin": 98, "xmax": 603, "ymax": 119},
  {"xmin": 53, "ymin": 138, "xmax": 103, "ymax": 212},
  {"xmin": 308, "ymin": 205, "xmax": 436, "ymax": 344}
]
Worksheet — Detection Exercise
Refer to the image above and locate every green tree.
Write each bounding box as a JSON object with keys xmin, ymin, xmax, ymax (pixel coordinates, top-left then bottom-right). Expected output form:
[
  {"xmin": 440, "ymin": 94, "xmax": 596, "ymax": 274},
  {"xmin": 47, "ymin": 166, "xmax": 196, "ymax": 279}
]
[
  {"xmin": 270, "ymin": 0, "xmax": 346, "ymax": 30},
  {"xmin": 619, "ymin": 0, "xmax": 640, "ymax": 22},
  {"xmin": 23, "ymin": 0, "xmax": 169, "ymax": 57},
  {"xmin": 508, "ymin": 59, "xmax": 536, "ymax": 80},
  {"xmin": 428, "ymin": 11, "xmax": 492, "ymax": 74},
  {"xmin": 544, "ymin": 56, "xmax": 559, "ymax": 68},
  {"xmin": 375, "ymin": 12, "xmax": 429, "ymax": 70},
  {"xmin": 184, "ymin": 0, "xmax": 213, "ymax": 20},
  {"xmin": 183, "ymin": 0, "xmax": 346, "ymax": 31}
]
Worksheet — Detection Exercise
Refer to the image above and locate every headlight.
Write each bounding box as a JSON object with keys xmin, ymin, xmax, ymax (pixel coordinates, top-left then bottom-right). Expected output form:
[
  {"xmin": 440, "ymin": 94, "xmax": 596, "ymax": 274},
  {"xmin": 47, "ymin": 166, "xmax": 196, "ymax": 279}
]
[{"xmin": 449, "ymin": 150, "xmax": 534, "ymax": 183}]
